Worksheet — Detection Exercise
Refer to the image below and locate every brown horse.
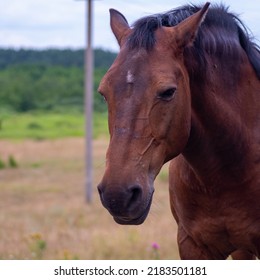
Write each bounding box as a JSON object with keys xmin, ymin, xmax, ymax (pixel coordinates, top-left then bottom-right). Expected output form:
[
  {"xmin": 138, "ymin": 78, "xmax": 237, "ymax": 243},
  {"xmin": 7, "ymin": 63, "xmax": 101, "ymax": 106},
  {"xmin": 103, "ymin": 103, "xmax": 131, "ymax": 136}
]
[{"xmin": 97, "ymin": 3, "xmax": 260, "ymax": 259}]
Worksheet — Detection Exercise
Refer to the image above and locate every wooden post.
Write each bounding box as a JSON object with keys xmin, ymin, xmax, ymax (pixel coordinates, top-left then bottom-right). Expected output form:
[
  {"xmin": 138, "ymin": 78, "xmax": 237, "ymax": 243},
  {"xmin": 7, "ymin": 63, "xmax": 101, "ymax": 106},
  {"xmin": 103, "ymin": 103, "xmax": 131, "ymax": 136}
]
[{"xmin": 85, "ymin": 0, "xmax": 93, "ymax": 203}]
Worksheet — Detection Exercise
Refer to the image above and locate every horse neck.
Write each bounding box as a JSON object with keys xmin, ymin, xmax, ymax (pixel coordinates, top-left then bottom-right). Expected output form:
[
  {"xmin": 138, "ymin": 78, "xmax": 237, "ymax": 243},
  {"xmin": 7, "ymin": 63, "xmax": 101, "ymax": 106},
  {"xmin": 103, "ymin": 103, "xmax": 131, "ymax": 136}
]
[{"xmin": 182, "ymin": 53, "xmax": 259, "ymax": 189}]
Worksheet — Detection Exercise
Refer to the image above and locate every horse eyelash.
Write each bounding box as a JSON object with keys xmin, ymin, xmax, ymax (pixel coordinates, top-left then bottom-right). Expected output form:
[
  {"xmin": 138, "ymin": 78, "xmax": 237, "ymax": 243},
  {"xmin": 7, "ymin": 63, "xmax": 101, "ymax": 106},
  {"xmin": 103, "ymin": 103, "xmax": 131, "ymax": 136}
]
[{"xmin": 98, "ymin": 91, "xmax": 107, "ymax": 102}]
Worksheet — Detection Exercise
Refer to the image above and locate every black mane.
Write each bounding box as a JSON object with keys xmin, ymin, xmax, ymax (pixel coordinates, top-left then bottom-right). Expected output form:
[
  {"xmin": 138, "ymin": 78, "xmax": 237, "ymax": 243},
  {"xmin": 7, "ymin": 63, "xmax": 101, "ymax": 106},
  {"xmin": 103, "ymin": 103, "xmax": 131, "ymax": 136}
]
[{"xmin": 127, "ymin": 4, "xmax": 260, "ymax": 78}]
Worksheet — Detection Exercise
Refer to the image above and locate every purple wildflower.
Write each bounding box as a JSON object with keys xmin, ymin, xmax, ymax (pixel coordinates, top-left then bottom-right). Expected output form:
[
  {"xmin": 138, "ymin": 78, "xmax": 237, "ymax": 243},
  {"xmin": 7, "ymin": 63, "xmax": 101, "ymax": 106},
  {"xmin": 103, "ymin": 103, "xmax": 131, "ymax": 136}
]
[{"xmin": 152, "ymin": 242, "xmax": 160, "ymax": 250}]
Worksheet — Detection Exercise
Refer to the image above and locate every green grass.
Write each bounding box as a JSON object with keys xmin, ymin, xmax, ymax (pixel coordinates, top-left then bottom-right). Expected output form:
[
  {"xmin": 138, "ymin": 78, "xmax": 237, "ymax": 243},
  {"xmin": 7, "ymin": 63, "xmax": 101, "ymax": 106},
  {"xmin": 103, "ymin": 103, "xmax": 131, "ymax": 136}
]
[{"xmin": 0, "ymin": 111, "xmax": 109, "ymax": 140}]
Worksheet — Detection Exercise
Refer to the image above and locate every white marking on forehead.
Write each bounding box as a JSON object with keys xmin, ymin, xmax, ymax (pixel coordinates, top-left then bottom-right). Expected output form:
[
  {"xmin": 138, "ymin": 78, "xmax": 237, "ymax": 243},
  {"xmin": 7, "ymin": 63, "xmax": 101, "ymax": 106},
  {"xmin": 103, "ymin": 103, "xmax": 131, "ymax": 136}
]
[{"xmin": 126, "ymin": 70, "xmax": 134, "ymax": 84}]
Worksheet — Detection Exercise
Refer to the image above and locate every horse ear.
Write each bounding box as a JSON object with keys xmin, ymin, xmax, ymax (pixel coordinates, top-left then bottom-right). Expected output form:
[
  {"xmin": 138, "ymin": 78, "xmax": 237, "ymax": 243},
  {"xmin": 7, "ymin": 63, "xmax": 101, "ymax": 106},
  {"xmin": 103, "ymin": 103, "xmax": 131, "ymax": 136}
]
[
  {"xmin": 110, "ymin": 9, "xmax": 130, "ymax": 47},
  {"xmin": 175, "ymin": 2, "xmax": 210, "ymax": 48}
]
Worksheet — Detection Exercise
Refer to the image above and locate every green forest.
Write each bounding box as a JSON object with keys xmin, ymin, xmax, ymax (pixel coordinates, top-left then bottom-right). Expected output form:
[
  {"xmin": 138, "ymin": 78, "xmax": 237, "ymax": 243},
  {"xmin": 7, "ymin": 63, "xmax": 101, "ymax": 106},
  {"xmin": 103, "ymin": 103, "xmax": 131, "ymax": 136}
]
[{"xmin": 0, "ymin": 48, "xmax": 117, "ymax": 113}]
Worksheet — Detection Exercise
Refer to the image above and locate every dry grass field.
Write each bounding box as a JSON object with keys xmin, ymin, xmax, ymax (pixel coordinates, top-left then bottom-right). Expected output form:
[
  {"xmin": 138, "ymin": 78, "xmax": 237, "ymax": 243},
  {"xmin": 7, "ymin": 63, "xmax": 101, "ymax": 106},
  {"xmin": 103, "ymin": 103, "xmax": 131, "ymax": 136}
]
[{"xmin": 0, "ymin": 137, "xmax": 179, "ymax": 259}]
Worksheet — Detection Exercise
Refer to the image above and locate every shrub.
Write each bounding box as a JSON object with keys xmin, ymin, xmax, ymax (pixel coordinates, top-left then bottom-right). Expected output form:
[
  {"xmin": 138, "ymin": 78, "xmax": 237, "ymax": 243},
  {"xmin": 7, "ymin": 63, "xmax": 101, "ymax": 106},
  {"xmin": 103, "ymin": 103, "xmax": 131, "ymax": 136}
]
[
  {"xmin": 0, "ymin": 158, "xmax": 5, "ymax": 169},
  {"xmin": 8, "ymin": 155, "xmax": 18, "ymax": 168}
]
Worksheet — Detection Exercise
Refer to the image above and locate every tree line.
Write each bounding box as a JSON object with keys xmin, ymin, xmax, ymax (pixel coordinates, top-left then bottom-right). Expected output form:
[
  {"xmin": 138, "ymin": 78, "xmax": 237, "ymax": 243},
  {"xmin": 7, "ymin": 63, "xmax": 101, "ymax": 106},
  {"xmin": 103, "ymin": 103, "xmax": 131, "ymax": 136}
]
[
  {"xmin": 0, "ymin": 48, "xmax": 117, "ymax": 70},
  {"xmin": 0, "ymin": 48, "xmax": 117, "ymax": 112}
]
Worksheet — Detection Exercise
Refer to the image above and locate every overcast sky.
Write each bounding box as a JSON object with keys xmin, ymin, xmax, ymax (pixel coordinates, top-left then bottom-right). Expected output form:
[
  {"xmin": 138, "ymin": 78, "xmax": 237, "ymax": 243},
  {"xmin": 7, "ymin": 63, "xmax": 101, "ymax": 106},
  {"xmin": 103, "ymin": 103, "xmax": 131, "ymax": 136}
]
[{"xmin": 1, "ymin": 0, "xmax": 259, "ymax": 52}]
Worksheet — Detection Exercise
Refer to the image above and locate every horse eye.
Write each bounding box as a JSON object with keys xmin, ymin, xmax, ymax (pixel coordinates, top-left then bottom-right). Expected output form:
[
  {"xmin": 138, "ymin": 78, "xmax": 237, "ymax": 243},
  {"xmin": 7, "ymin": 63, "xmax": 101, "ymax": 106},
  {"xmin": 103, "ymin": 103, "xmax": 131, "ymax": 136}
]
[{"xmin": 158, "ymin": 87, "xmax": 176, "ymax": 101}]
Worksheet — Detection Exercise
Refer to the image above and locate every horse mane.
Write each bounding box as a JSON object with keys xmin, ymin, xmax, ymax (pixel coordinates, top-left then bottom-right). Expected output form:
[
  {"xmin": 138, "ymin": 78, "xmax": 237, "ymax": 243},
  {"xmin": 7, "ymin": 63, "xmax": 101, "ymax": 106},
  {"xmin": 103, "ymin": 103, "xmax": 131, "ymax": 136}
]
[{"xmin": 127, "ymin": 4, "xmax": 260, "ymax": 78}]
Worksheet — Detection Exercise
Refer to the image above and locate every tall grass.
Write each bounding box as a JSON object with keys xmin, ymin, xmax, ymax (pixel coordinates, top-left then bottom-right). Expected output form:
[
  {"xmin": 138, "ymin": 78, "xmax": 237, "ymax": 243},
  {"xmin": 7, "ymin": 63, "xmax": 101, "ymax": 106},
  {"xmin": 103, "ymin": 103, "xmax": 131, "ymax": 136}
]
[
  {"xmin": 0, "ymin": 111, "xmax": 179, "ymax": 259},
  {"xmin": 0, "ymin": 138, "xmax": 178, "ymax": 259}
]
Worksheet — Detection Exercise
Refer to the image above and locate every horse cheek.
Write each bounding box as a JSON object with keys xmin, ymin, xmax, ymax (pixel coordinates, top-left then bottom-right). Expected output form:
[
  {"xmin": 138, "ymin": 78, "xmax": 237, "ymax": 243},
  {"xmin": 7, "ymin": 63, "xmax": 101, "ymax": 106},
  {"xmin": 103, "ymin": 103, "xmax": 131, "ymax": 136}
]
[{"xmin": 149, "ymin": 99, "xmax": 191, "ymax": 161}]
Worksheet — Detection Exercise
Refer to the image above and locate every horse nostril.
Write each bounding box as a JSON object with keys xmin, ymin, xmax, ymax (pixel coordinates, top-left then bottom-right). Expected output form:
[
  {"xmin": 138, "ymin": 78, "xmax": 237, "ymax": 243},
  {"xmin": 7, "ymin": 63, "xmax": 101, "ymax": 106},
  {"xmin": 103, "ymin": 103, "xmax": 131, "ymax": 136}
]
[
  {"xmin": 97, "ymin": 183, "xmax": 143, "ymax": 216},
  {"xmin": 128, "ymin": 185, "xmax": 142, "ymax": 209}
]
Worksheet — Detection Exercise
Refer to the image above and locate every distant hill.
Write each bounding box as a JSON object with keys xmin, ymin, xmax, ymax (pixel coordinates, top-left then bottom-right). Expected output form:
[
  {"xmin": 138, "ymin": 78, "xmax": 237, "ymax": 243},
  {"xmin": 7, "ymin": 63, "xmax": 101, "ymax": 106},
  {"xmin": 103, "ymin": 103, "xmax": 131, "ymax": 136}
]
[
  {"xmin": 0, "ymin": 48, "xmax": 117, "ymax": 113},
  {"xmin": 0, "ymin": 48, "xmax": 117, "ymax": 69}
]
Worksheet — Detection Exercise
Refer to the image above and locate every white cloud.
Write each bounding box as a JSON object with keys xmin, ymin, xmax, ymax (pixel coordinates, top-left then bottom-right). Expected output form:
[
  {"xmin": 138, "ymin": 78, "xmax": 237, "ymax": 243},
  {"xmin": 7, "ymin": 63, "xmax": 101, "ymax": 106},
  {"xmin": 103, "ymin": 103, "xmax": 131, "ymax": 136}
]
[
  {"xmin": 1, "ymin": 0, "xmax": 85, "ymax": 48},
  {"xmin": 0, "ymin": 0, "xmax": 259, "ymax": 50}
]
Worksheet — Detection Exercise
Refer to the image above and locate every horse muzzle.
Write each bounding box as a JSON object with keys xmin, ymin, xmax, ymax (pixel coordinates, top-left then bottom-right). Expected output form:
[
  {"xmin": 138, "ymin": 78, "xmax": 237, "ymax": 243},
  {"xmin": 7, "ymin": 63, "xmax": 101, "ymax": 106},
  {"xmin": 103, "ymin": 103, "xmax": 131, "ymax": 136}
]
[{"xmin": 97, "ymin": 182, "xmax": 154, "ymax": 225}]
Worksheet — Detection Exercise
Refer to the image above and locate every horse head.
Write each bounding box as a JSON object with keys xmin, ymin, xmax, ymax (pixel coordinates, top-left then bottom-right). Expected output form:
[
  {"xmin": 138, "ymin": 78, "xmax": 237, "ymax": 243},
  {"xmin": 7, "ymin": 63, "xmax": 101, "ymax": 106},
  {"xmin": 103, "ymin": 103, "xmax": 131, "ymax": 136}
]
[{"xmin": 97, "ymin": 3, "xmax": 210, "ymax": 225}]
